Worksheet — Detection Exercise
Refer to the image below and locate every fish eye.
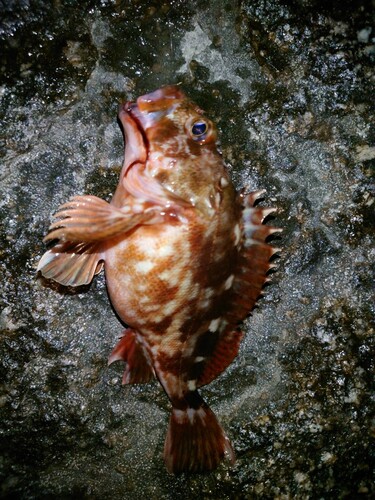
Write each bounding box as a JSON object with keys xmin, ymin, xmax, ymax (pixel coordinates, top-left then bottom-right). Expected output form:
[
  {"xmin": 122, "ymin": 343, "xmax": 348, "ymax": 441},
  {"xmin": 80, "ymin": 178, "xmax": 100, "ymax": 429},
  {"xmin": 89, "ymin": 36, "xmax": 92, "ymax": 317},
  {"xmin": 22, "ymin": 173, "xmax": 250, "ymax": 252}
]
[{"xmin": 191, "ymin": 120, "xmax": 208, "ymax": 138}]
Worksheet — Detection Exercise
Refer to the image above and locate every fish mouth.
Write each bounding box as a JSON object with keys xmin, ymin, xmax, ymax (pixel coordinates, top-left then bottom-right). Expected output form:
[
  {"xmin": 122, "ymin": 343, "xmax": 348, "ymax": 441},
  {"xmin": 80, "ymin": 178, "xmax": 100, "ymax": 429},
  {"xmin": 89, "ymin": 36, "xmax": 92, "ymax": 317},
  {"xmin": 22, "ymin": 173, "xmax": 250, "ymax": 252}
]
[
  {"xmin": 118, "ymin": 85, "xmax": 185, "ymax": 174},
  {"xmin": 118, "ymin": 101, "xmax": 148, "ymax": 175},
  {"xmin": 118, "ymin": 86, "xmax": 191, "ymax": 209}
]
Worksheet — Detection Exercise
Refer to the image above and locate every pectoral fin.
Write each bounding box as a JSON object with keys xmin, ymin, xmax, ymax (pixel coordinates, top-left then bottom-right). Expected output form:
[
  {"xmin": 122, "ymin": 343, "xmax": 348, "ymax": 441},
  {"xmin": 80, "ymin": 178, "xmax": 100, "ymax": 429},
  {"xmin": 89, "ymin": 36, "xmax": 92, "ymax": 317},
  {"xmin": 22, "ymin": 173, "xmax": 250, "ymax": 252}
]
[
  {"xmin": 44, "ymin": 195, "xmax": 155, "ymax": 243},
  {"xmin": 38, "ymin": 195, "xmax": 159, "ymax": 287},
  {"xmin": 37, "ymin": 240, "xmax": 103, "ymax": 286}
]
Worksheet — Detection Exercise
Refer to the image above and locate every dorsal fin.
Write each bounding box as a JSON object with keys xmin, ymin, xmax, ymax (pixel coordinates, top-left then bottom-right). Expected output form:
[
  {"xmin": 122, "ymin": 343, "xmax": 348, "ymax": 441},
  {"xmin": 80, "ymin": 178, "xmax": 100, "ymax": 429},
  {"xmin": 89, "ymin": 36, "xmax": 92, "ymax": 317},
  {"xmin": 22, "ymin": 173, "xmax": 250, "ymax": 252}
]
[
  {"xmin": 194, "ymin": 191, "xmax": 280, "ymax": 385},
  {"xmin": 225, "ymin": 191, "xmax": 281, "ymax": 324},
  {"xmin": 197, "ymin": 329, "xmax": 243, "ymax": 387}
]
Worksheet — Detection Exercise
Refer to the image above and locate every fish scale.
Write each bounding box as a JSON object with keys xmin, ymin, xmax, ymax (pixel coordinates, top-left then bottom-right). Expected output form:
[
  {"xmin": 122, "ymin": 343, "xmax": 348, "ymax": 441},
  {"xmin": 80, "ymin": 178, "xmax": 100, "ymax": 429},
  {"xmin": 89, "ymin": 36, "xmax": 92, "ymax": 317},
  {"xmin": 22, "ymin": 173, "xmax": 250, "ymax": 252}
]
[{"xmin": 37, "ymin": 85, "xmax": 280, "ymax": 473}]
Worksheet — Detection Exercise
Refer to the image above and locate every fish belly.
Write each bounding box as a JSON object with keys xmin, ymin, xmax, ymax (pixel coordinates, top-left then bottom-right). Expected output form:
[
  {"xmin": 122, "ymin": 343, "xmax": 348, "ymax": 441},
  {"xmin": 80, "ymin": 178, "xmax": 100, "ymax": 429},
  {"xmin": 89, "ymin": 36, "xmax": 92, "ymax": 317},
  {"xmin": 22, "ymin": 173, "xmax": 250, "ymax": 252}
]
[{"xmin": 104, "ymin": 222, "xmax": 199, "ymax": 336}]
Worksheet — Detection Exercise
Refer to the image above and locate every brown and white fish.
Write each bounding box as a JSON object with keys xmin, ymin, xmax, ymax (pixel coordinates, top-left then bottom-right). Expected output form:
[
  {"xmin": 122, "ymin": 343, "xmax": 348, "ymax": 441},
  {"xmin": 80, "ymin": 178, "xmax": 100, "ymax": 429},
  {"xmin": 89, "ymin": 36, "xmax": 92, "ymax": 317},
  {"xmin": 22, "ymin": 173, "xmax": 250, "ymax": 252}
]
[{"xmin": 37, "ymin": 85, "xmax": 280, "ymax": 473}]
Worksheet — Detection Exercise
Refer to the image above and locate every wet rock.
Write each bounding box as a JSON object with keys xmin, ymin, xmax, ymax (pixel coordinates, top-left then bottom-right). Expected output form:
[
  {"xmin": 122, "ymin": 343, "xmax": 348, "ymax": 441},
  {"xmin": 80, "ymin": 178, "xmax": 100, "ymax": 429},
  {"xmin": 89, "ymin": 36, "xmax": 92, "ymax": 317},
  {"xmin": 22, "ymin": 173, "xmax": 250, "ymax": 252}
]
[{"xmin": 1, "ymin": 0, "xmax": 374, "ymax": 498}]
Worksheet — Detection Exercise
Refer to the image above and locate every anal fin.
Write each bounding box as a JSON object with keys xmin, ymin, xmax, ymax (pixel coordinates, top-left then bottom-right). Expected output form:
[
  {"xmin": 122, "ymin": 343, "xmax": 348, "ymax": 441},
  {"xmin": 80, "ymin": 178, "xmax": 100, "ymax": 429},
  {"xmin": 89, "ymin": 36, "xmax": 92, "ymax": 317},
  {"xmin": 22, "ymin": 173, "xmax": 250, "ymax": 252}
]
[{"xmin": 108, "ymin": 328, "xmax": 155, "ymax": 384}]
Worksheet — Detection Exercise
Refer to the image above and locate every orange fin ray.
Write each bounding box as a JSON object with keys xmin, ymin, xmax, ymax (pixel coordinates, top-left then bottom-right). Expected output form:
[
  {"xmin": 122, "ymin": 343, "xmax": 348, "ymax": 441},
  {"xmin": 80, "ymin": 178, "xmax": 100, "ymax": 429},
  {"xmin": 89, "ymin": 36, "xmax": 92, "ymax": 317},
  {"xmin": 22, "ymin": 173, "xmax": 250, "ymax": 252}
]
[
  {"xmin": 197, "ymin": 329, "xmax": 243, "ymax": 387},
  {"xmin": 226, "ymin": 191, "xmax": 281, "ymax": 322},
  {"xmin": 43, "ymin": 195, "xmax": 155, "ymax": 243},
  {"xmin": 37, "ymin": 241, "xmax": 103, "ymax": 286},
  {"xmin": 108, "ymin": 328, "xmax": 155, "ymax": 384},
  {"xmin": 164, "ymin": 394, "xmax": 235, "ymax": 473}
]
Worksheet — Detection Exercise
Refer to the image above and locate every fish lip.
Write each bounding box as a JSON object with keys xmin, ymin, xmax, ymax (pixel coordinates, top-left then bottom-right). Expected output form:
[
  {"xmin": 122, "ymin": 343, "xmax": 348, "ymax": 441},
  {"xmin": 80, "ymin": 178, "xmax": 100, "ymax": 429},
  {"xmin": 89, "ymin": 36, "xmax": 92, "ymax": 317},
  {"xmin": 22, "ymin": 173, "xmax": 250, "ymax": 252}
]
[
  {"xmin": 118, "ymin": 99, "xmax": 191, "ymax": 210},
  {"xmin": 123, "ymin": 101, "xmax": 150, "ymax": 147},
  {"xmin": 123, "ymin": 101, "xmax": 144, "ymax": 128},
  {"xmin": 119, "ymin": 86, "xmax": 185, "ymax": 165},
  {"xmin": 118, "ymin": 102, "xmax": 148, "ymax": 174}
]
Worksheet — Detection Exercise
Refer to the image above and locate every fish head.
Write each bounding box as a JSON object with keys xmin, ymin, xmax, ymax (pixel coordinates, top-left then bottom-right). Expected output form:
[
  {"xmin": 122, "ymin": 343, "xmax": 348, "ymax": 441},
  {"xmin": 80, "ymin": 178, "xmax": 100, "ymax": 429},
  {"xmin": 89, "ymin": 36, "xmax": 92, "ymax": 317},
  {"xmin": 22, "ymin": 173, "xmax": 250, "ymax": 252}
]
[{"xmin": 118, "ymin": 86, "xmax": 231, "ymax": 216}]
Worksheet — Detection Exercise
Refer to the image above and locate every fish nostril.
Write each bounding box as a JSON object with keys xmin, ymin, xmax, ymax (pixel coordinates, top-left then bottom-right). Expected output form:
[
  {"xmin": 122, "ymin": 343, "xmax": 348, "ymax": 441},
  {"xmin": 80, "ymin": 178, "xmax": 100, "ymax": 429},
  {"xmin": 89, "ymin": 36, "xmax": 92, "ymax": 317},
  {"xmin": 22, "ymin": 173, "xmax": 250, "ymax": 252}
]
[{"xmin": 126, "ymin": 102, "xmax": 137, "ymax": 112}]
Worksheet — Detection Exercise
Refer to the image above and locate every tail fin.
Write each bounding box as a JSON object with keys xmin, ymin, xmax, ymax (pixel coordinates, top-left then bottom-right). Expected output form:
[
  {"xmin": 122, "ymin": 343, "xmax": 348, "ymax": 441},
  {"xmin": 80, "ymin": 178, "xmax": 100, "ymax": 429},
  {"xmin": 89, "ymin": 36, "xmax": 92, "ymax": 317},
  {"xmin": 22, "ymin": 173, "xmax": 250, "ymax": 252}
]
[{"xmin": 164, "ymin": 395, "xmax": 235, "ymax": 473}]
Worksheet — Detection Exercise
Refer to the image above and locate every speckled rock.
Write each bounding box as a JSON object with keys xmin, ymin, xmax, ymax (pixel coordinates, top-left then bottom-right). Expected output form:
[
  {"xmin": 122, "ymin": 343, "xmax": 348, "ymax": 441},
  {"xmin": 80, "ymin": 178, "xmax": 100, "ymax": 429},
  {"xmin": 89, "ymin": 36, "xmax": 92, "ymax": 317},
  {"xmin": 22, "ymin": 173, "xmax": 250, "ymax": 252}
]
[{"xmin": 0, "ymin": 1, "xmax": 374, "ymax": 498}]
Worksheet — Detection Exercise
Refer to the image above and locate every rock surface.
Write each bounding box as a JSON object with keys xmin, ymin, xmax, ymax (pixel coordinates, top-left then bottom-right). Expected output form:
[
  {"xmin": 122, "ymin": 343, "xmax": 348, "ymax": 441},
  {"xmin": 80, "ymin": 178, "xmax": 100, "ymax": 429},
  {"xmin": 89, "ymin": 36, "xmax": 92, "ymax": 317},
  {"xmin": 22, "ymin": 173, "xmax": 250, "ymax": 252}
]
[{"xmin": 0, "ymin": 0, "xmax": 374, "ymax": 498}]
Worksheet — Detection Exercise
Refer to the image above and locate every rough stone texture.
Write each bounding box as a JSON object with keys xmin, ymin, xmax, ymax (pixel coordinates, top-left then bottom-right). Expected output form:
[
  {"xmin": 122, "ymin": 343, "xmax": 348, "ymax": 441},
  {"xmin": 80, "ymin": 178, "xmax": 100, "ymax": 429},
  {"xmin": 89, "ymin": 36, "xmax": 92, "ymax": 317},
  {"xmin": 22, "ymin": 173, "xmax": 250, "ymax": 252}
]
[{"xmin": 0, "ymin": 0, "xmax": 374, "ymax": 498}]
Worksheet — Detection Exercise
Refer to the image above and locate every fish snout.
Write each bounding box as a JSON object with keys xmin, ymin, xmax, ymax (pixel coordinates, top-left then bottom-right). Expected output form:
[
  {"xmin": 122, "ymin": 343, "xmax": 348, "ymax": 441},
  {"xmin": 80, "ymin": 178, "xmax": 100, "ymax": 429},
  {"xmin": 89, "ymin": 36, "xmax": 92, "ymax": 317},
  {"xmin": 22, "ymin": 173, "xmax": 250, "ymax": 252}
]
[{"xmin": 137, "ymin": 85, "xmax": 185, "ymax": 113}]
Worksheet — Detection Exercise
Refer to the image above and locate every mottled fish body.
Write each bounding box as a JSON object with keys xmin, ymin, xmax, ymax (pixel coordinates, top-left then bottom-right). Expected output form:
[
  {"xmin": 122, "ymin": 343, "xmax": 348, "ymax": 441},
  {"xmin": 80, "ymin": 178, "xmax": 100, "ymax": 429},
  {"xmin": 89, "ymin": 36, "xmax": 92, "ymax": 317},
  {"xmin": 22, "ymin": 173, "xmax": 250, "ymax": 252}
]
[{"xmin": 38, "ymin": 86, "xmax": 279, "ymax": 473}]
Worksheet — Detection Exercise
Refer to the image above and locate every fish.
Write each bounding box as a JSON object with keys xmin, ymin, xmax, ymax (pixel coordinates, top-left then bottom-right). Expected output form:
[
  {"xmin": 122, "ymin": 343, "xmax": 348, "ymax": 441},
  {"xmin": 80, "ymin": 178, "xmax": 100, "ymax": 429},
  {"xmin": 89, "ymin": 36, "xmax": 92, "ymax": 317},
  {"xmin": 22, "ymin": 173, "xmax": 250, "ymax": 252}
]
[{"xmin": 37, "ymin": 85, "xmax": 280, "ymax": 473}]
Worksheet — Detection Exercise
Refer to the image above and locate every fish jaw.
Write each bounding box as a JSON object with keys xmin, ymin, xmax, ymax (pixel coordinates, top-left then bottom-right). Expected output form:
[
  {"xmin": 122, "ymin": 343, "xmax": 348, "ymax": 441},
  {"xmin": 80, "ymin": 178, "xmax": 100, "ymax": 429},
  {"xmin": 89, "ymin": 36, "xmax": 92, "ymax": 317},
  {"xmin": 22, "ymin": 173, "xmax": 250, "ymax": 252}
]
[
  {"xmin": 117, "ymin": 87, "xmax": 183, "ymax": 206},
  {"xmin": 116, "ymin": 104, "xmax": 174, "ymax": 209},
  {"xmin": 118, "ymin": 86, "xmax": 228, "ymax": 218},
  {"xmin": 116, "ymin": 89, "xmax": 195, "ymax": 214},
  {"xmin": 118, "ymin": 86, "xmax": 184, "ymax": 175},
  {"xmin": 118, "ymin": 102, "xmax": 147, "ymax": 176}
]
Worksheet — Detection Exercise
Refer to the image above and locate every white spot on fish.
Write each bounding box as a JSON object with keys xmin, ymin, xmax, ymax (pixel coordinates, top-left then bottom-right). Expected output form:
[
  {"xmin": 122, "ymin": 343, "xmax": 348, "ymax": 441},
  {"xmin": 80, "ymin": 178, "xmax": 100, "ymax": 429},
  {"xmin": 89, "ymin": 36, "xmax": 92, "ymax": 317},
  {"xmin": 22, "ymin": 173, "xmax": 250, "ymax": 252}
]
[
  {"xmin": 159, "ymin": 268, "xmax": 182, "ymax": 287},
  {"xmin": 158, "ymin": 243, "xmax": 174, "ymax": 257},
  {"xmin": 195, "ymin": 356, "xmax": 205, "ymax": 362},
  {"xmin": 135, "ymin": 260, "xmax": 155, "ymax": 274},
  {"xmin": 151, "ymin": 345, "xmax": 159, "ymax": 357},
  {"xmin": 187, "ymin": 408, "xmax": 195, "ymax": 424},
  {"xmin": 196, "ymin": 407, "xmax": 206, "ymax": 422},
  {"xmin": 132, "ymin": 203, "xmax": 146, "ymax": 213},
  {"xmin": 134, "ymin": 316, "xmax": 147, "ymax": 325},
  {"xmin": 220, "ymin": 176, "xmax": 229, "ymax": 188},
  {"xmin": 219, "ymin": 319, "xmax": 228, "ymax": 333},
  {"xmin": 151, "ymin": 313, "xmax": 166, "ymax": 323},
  {"xmin": 178, "ymin": 269, "xmax": 193, "ymax": 295},
  {"xmin": 244, "ymin": 237, "xmax": 257, "ymax": 248},
  {"xmin": 161, "ymin": 299, "xmax": 179, "ymax": 316},
  {"xmin": 173, "ymin": 405, "xmax": 207, "ymax": 425},
  {"xmin": 189, "ymin": 282, "xmax": 200, "ymax": 299},
  {"xmin": 143, "ymin": 303, "xmax": 160, "ymax": 312},
  {"xmin": 215, "ymin": 192, "xmax": 221, "ymax": 207},
  {"xmin": 173, "ymin": 409, "xmax": 186, "ymax": 424},
  {"xmin": 139, "ymin": 294, "xmax": 150, "ymax": 304},
  {"xmin": 234, "ymin": 223, "xmax": 241, "ymax": 245},
  {"xmin": 177, "ymin": 213, "xmax": 189, "ymax": 224},
  {"xmin": 136, "ymin": 283, "xmax": 148, "ymax": 293},
  {"xmin": 186, "ymin": 407, "xmax": 207, "ymax": 424},
  {"xmin": 188, "ymin": 379, "xmax": 196, "ymax": 391},
  {"xmin": 209, "ymin": 317, "xmax": 221, "ymax": 332},
  {"xmin": 198, "ymin": 287, "xmax": 215, "ymax": 310},
  {"xmin": 135, "ymin": 238, "xmax": 157, "ymax": 257},
  {"xmin": 224, "ymin": 274, "xmax": 234, "ymax": 290},
  {"xmin": 199, "ymin": 298, "xmax": 211, "ymax": 310},
  {"xmin": 244, "ymin": 221, "xmax": 257, "ymax": 237}
]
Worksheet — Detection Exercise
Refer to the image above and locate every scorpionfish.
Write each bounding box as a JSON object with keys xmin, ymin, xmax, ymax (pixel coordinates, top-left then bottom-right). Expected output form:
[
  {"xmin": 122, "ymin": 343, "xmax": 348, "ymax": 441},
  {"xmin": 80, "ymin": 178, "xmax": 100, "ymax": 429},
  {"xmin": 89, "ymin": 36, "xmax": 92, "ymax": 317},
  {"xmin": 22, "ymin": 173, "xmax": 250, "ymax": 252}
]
[{"xmin": 38, "ymin": 86, "xmax": 279, "ymax": 473}]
